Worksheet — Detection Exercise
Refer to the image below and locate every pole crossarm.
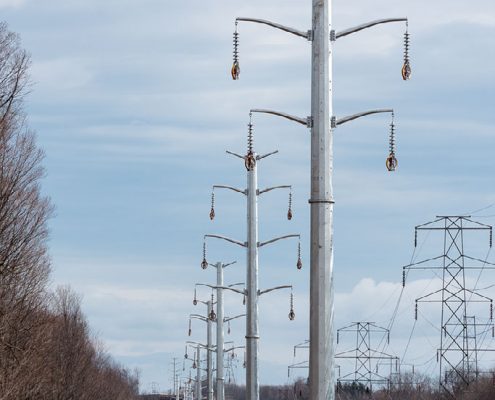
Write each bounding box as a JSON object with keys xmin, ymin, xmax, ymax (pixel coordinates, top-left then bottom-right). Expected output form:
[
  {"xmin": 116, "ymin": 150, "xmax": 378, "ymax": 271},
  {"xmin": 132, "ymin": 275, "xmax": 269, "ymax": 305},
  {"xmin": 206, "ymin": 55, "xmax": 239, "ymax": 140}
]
[
  {"xmin": 186, "ymin": 341, "xmax": 208, "ymax": 350},
  {"xmin": 224, "ymin": 314, "xmax": 247, "ymax": 323},
  {"xmin": 334, "ymin": 108, "xmax": 394, "ymax": 127},
  {"xmin": 224, "ymin": 345, "xmax": 245, "ymax": 353},
  {"xmin": 226, "ymin": 150, "xmax": 244, "ymax": 160},
  {"xmin": 205, "ymin": 234, "xmax": 246, "ymax": 248},
  {"xmin": 335, "ymin": 18, "xmax": 407, "ymax": 39},
  {"xmin": 190, "ymin": 314, "xmax": 209, "ymax": 322},
  {"xmin": 236, "ymin": 17, "xmax": 311, "ymax": 40},
  {"xmin": 204, "ymin": 285, "xmax": 245, "ymax": 296},
  {"xmin": 257, "ymin": 150, "xmax": 279, "ymax": 160},
  {"xmin": 258, "ymin": 185, "xmax": 291, "ymax": 195},
  {"xmin": 258, "ymin": 284, "xmax": 292, "ymax": 296},
  {"xmin": 213, "ymin": 185, "xmax": 247, "ymax": 195},
  {"xmin": 258, "ymin": 234, "xmax": 300, "ymax": 248},
  {"xmin": 250, "ymin": 108, "xmax": 311, "ymax": 128}
]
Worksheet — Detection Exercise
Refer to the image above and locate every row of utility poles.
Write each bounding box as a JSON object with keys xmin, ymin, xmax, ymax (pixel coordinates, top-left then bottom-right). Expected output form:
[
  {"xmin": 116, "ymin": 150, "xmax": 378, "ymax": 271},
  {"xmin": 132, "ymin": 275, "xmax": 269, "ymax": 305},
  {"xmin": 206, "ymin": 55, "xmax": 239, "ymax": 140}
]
[{"xmin": 179, "ymin": 1, "xmax": 412, "ymax": 400}]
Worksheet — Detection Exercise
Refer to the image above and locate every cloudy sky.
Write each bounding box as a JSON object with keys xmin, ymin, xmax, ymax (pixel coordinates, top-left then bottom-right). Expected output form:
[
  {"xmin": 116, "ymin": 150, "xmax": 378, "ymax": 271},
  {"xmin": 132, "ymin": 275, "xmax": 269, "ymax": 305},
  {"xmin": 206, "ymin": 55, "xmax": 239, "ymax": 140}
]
[{"xmin": 2, "ymin": 0, "xmax": 495, "ymax": 393}]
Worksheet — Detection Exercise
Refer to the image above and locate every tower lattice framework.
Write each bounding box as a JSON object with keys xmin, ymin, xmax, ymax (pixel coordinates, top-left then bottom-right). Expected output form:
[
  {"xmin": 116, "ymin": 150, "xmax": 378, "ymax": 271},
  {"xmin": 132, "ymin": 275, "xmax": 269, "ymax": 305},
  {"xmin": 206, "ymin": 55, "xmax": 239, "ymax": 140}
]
[{"xmin": 403, "ymin": 216, "xmax": 495, "ymax": 398}]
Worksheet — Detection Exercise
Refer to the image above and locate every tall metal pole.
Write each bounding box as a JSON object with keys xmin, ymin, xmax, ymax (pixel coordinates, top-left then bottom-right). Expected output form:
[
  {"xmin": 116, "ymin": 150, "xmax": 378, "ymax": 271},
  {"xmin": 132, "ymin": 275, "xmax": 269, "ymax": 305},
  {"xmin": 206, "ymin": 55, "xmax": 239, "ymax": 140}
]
[
  {"xmin": 196, "ymin": 347, "xmax": 202, "ymax": 400},
  {"xmin": 207, "ymin": 300, "xmax": 214, "ymax": 400},
  {"xmin": 215, "ymin": 262, "xmax": 225, "ymax": 400},
  {"xmin": 309, "ymin": 1, "xmax": 334, "ymax": 400},
  {"xmin": 246, "ymin": 146, "xmax": 259, "ymax": 400}
]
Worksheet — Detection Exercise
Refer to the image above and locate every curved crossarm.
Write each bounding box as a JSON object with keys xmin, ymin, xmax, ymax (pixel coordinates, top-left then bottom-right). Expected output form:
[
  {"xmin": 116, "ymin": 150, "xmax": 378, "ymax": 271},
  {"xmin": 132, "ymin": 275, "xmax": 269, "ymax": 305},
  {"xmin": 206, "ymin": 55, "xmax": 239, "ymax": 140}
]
[
  {"xmin": 258, "ymin": 284, "xmax": 292, "ymax": 296},
  {"xmin": 199, "ymin": 285, "xmax": 246, "ymax": 296},
  {"xmin": 224, "ymin": 313, "xmax": 246, "ymax": 323},
  {"xmin": 236, "ymin": 17, "xmax": 310, "ymax": 40},
  {"xmin": 186, "ymin": 340, "xmax": 208, "ymax": 349},
  {"xmin": 224, "ymin": 345, "xmax": 245, "ymax": 353},
  {"xmin": 190, "ymin": 314, "xmax": 208, "ymax": 322},
  {"xmin": 257, "ymin": 150, "xmax": 279, "ymax": 161},
  {"xmin": 336, "ymin": 18, "xmax": 408, "ymax": 39},
  {"xmin": 250, "ymin": 108, "xmax": 311, "ymax": 127},
  {"xmin": 228, "ymin": 282, "xmax": 244, "ymax": 288},
  {"xmin": 226, "ymin": 150, "xmax": 244, "ymax": 160},
  {"xmin": 258, "ymin": 185, "xmax": 291, "ymax": 195},
  {"xmin": 335, "ymin": 109, "xmax": 393, "ymax": 127},
  {"xmin": 205, "ymin": 234, "xmax": 246, "ymax": 248},
  {"xmin": 259, "ymin": 234, "xmax": 300, "ymax": 248},
  {"xmin": 213, "ymin": 185, "xmax": 246, "ymax": 195}
]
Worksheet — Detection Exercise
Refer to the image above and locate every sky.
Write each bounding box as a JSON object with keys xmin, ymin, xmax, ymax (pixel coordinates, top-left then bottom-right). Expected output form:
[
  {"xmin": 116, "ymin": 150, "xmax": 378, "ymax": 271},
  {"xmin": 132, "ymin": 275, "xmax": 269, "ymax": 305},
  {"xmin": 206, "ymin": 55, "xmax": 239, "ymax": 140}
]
[{"xmin": 2, "ymin": 0, "xmax": 495, "ymax": 394}]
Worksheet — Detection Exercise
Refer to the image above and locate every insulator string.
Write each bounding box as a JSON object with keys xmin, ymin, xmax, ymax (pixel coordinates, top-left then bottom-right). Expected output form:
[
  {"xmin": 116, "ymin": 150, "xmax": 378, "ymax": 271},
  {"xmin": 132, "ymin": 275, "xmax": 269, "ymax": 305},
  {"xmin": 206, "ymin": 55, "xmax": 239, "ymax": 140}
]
[
  {"xmin": 201, "ymin": 242, "xmax": 208, "ymax": 269},
  {"xmin": 386, "ymin": 112, "xmax": 398, "ymax": 172},
  {"xmin": 297, "ymin": 241, "xmax": 302, "ymax": 270},
  {"xmin": 402, "ymin": 21, "xmax": 411, "ymax": 80},
  {"xmin": 288, "ymin": 291, "xmax": 295, "ymax": 320},
  {"xmin": 245, "ymin": 113, "xmax": 256, "ymax": 171},
  {"xmin": 210, "ymin": 190, "xmax": 215, "ymax": 220},
  {"xmin": 231, "ymin": 21, "xmax": 240, "ymax": 80},
  {"xmin": 287, "ymin": 190, "xmax": 293, "ymax": 220}
]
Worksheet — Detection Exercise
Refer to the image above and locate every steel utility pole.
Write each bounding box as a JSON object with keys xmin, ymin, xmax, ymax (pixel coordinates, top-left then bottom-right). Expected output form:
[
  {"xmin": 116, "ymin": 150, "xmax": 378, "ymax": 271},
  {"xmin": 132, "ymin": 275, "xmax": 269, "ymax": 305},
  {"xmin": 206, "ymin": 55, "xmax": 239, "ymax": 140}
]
[
  {"xmin": 186, "ymin": 341, "xmax": 208, "ymax": 400},
  {"xmin": 202, "ymin": 119, "xmax": 301, "ymax": 400},
  {"xmin": 194, "ymin": 267, "xmax": 245, "ymax": 400},
  {"xmin": 189, "ymin": 299, "xmax": 215, "ymax": 400},
  {"xmin": 231, "ymin": 3, "xmax": 410, "ymax": 399}
]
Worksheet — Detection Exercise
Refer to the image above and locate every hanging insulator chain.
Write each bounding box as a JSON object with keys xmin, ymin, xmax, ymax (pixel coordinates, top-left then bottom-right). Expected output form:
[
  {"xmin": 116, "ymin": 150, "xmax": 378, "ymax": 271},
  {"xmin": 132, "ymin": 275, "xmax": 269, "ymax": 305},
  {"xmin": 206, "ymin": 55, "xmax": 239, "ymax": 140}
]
[
  {"xmin": 414, "ymin": 228, "xmax": 418, "ymax": 247},
  {"xmin": 288, "ymin": 291, "xmax": 295, "ymax": 320},
  {"xmin": 491, "ymin": 301, "xmax": 493, "ymax": 320},
  {"xmin": 188, "ymin": 319, "xmax": 192, "ymax": 336},
  {"xmin": 402, "ymin": 22, "xmax": 411, "ymax": 80},
  {"xmin": 402, "ymin": 268, "xmax": 406, "ymax": 287},
  {"xmin": 490, "ymin": 228, "xmax": 493, "ymax": 247},
  {"xmin": 201, "ymin": 242, "xmax": 208, "ymax": 269},
  {"xmin": 228, "ymin": 320, "xmax": 231, "ymax": 335},
  {"xmin": 287, "ymin": 191, "xmax": 293, "ymax": 220},
  {"xmin": 193, "ymin": 288, "xmax": 198, "ymax": 305},
  {"xmin": 231, "ymin": 21, "xmax": 240, "ymax": 80},
  {"xmin": 386, "ymin": 112, "xmax": 398, "ymax": 172},
  {"xmin": 245, "ymin": 114, "xmax": 256, "ymax": 171},
  {"xmin": 185, "ymin": 345, "xmax": 188, "ymax": 359},
  {"xmin": 297, "ymin": 241, "xmax": 303, "ymax": 270},
  {"xmin": 414, "ymin": 302, "xmax": 418, "ymax": 320},
  {"xmin": 210, "ymin": 191, "xmax": 215, "ymax": 220}
]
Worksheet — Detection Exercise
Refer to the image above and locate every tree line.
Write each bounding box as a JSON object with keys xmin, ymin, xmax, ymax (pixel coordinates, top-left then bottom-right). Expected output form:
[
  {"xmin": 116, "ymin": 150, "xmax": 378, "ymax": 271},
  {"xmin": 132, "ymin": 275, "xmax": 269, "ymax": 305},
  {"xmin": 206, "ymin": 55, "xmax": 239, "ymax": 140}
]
[
  {"xmin": 0, "ymin": 21, "xmax": 139, "ymax": 399},
  {"xmin": 224, "ymin": 372, "xmax": 495, "ymax": 400}
]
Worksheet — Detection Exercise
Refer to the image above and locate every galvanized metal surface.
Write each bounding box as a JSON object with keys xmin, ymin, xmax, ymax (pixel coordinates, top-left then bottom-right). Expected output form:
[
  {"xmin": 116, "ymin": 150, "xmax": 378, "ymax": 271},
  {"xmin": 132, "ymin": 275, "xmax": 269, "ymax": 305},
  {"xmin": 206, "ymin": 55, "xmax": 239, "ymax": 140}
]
[
  {"xmin": 245, "ymin": 157, "xmax": 260, "ymax": 400},
  {"xmin": 216, "ymin": 263, "xmax": 225, "ymax": 400},
  {"xmin": 309, "ymin": 2, "xmax": 335, "ymax": 400},
  {"xmin": 207, "ymin": 301, "xmax": 214, "ymax": 400}
]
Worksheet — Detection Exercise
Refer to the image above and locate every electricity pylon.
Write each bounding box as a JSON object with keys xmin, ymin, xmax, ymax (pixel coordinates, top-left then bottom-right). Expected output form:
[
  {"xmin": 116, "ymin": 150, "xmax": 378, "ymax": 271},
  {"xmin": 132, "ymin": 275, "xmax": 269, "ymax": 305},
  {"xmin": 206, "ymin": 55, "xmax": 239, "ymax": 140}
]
[
  {"xmin": 335, "ymin": 322, "xmax": 398, "ymax": 394},
  {"xmin": 229, "ymin": 3, "xmax": 410, "ymax": 399},
  {"xmin": 202, "ymin": 117, "xmax": 301, "ymax": 400},
  {"xmin": 403, "ymin": 215, "xmax": 495, "ymax": 398}
]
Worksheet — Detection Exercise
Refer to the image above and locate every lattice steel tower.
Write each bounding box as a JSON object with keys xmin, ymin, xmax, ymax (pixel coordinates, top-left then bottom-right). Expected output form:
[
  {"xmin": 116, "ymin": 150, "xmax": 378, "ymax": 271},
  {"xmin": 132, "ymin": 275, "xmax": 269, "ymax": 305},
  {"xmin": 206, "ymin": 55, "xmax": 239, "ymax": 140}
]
[
  {"xmin": 403, "ymin": 216, "xmax": 495, "ymax": 398},
  {"xmin": 335, "ymin": 322, "xmax": 398, "ymax": 394}
]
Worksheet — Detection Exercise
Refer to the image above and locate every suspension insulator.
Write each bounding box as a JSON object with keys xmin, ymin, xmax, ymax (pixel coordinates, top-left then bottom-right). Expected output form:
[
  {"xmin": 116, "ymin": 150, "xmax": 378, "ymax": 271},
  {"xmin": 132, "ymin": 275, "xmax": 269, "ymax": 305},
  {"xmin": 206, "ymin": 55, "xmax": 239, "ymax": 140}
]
[
  {"xmin": 231, "ymin": 24, "xmax": 240, "ymax": 80},
  {"xmin": 201, "ymin": 242, "xmax": 208, "ymax": 269},
  {"xmin": 414, "ymin": 229, "xmax": 418, "ymax": 247},
  {"xmin": 414, "ymin": 302, "xmax": 418, "ymax": 320},
  {"xmin": 402, "ymin": 28, "xmax": 411, "ymax": 80},
  {"xmin": 402, "ymin": 269, "xmax": 406, "ymax": 287},
  {"xmin": 287, "ymin": 191, "xmax": 293, "ymax": 220},
  {"xmin": 209, "ymin": 192, "xmax": 215, "ymax": 220},
  {"xmin": 288, "ymin": 309, "xmax": 295, "ymax": 321},
  {"xmin": 297, "ymin": 242, "xmax": 303, "ymax": 270},
  {"xmin": 491, "ymin": 302, "xmax": 493, "ymax": 320}
]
